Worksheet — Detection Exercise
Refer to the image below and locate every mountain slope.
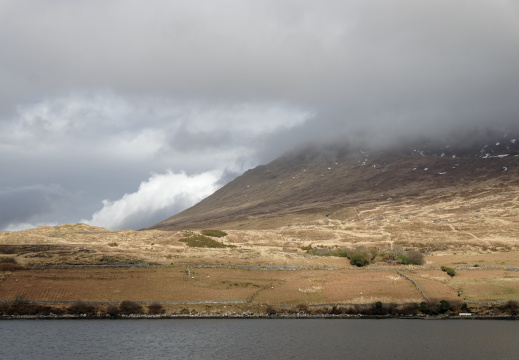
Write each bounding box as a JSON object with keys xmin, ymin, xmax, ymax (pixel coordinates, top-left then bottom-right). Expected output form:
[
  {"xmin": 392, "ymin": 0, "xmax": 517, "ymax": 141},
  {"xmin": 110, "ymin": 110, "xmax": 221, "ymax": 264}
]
[{"xmin": 149, "ymin": 133, "xmax": 519, "ymax": 230}]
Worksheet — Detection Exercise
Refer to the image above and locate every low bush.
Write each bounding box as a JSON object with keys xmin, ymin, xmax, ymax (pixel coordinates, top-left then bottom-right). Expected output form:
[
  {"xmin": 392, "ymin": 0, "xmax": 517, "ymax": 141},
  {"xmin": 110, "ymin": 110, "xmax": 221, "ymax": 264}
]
[
  {"xmin": 68, "ymin": 301, "xmax": 97, "ymax": 315},
  {"xmin": 148, "ymin": 302, "xmax": 165, "ymax": 315},
  {"xmin": 119, "ymin": 300, "xmax": 144, "ymax": 315},
  {"xmin": 304, "ymin": 246, "xmax": 349, "ymax": 258},
  {"xmin": 266, "ymin": 305, "xmax": 277, "ymax": 315},
  {"xmin": 349, "ymin": 252, "xmax": 369, "ymax": 267},
  {"xmin": 0, "ymin": 295, "xmax": 55, "ymax": 316},
  {"xmin": 383, "ymin": 246, "xmax": 424, "ymax": 266},
  {"xmin": 418, "ymin": 300, "xmax": 451, "ymax": 315},
  {"xmin": 499, "ymin": 300, "xmax": 519, "ymax": 316},
  {"xmin": 106, "ymin": 306, "xmax": 119, "ymax": 318},
  {"xmin": 201, "ymin": 230, "xmax": 228, "ymax": 238},
  {"xmin": 441, "ymin": 266, "xmax": 456, "ymax": 277},
  {"xmin": 397, "ymin": 253, "xmax": 410, "ymax": 265},
  {"xmin": 179, "ymin": 233, "xmax": 235, "ymax": 249},
  {"xmin": 370, "ymin": 301, "xmax": 387, "ymax": 315},
  {"xmin": 399, "ymin": 303, "xmax": 419, "ymax": 315},
  {"xmin": 406, "ymin": 250, "xmax": 425, "ymax": 265},
  {"xmin": 419, "ymin": 301, "xmax": 438, "ymax": 315}
]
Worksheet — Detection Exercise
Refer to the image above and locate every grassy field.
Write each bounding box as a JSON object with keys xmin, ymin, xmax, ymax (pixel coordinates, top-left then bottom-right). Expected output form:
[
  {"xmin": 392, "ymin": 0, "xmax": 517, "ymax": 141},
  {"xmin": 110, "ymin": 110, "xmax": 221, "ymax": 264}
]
[
  {"xmin": 1, "ymin": 266, "xmax": 518, "ymax": 309},
  {"xmin": 1, "ymin": 181, "xmax": 518, "ymax": 314}
]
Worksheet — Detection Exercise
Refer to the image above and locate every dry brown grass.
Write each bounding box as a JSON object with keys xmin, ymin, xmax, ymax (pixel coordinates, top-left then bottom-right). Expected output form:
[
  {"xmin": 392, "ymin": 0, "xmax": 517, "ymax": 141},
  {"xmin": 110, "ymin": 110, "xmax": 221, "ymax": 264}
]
[
  {"xmin": 0, "ymin": 267, "xmax": 423, "ymax": 305},
  {"xmin": 0, "ymin": 180, "xmax": 518, "ymax": 306}
]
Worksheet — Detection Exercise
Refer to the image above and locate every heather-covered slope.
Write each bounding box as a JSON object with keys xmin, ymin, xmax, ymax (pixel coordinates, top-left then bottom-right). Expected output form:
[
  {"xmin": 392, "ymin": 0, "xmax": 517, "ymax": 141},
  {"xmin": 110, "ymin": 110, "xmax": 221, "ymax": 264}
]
[{"xmin": 150, "ymin": 134, "xmax": 519, "ymax": 230}]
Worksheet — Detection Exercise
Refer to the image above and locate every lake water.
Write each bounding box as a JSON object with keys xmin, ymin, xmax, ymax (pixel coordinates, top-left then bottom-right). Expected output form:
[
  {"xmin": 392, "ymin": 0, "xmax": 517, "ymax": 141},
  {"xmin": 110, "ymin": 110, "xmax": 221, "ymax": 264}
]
[{"xmin": 0, "ymin": 319, "xmax": 517, "ymax": 360}]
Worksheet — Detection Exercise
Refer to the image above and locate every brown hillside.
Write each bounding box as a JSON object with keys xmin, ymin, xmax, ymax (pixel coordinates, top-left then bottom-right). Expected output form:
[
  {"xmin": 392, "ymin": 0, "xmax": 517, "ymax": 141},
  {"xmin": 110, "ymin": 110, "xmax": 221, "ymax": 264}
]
[{"xmin": 149, "ymin": 138, "xmax": 519, "ymax": 231}]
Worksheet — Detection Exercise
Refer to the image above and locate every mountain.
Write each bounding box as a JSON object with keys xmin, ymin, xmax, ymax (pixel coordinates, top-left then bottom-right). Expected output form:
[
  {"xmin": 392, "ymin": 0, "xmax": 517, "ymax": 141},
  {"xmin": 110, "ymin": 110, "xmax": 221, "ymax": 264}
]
[{"xmin": 149, "ymin": 132, "xmax": 519, "ymax": 231}]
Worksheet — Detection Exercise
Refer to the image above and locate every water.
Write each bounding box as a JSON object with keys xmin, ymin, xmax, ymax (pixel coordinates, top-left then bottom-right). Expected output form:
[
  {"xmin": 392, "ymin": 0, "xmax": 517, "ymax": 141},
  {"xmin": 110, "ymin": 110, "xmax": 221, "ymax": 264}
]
[{"xmin": 0, "ymin": 319, "xmax": 517, "ymax": 360}]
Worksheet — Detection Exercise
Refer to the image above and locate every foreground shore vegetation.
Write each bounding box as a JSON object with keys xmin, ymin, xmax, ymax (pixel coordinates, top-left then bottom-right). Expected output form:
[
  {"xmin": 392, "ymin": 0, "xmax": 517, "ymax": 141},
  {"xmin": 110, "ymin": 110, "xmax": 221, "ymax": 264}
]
[{"xmin": 1, "ymin": 297, "xmax": 518, "ymax": 318}]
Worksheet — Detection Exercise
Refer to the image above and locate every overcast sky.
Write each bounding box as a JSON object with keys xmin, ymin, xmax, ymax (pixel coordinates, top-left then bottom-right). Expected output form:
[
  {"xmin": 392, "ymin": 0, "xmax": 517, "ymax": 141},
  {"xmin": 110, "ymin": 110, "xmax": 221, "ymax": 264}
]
[{"xmin": 1, "ymin": 0, "xmax": 518, "ymax": 230}]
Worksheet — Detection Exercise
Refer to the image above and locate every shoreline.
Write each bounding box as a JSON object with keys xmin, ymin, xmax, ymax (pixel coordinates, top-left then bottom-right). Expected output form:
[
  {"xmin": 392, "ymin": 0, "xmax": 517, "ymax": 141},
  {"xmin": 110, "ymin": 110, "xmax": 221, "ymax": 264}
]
[{"xmin": 1, "ymin": 313, "xmax": 518, "ymax": 320}]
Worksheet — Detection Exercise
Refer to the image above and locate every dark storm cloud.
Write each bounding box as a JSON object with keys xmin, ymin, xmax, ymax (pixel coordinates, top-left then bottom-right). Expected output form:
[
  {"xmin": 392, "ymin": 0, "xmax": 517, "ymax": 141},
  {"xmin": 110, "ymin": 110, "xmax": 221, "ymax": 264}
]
[
  {"xmin": 1, "ymin": 0, "xmax": 518, "ymax": 229},
  {"xmin": 2, "ymin": 1, "xmax": 518, "ymax": 138}
]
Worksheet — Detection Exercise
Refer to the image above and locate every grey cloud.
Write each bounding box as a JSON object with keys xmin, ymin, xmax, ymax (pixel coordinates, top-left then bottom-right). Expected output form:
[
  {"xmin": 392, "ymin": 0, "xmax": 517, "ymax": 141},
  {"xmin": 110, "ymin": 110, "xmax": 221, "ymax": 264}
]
[
  {"xmin": 1, "ymin": 1, "xmax": 518, "ymax": 229},
  {"xmin": 0, "ymin": 185, "xmax": 68, "ymax": 229}
]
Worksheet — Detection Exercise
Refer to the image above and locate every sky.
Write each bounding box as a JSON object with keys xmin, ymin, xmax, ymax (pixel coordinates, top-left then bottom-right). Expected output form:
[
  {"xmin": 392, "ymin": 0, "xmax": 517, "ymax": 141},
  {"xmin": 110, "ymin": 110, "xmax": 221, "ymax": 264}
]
[{"xmin": 1, "ymin": 0, "xmax": 518, "ymax": 231}]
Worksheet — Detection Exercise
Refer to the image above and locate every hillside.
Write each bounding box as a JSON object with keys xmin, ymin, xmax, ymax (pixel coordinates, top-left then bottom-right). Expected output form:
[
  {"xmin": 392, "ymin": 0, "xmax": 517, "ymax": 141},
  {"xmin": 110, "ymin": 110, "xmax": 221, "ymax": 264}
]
[
  {"xmin": 150, "ymin": 133, "xmax": 519, "ymax": 231},
  {"xmin": 2, "ymin": 133, "xmax": 519, "ymax": 314}
]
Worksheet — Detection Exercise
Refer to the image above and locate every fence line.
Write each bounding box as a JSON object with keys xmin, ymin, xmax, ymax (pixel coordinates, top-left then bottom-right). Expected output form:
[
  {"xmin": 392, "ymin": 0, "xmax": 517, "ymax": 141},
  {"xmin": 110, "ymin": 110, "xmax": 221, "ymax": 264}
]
[{"xmin": 396, "ymin": 270, "xmax": 429, "ymax": 301}]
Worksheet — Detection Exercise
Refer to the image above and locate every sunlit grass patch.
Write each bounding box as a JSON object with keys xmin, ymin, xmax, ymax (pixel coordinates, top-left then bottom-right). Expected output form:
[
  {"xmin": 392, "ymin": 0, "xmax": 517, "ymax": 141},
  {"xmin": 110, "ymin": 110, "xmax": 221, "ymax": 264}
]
[
  {"xmin": 179, "ymin": 232, "xmax": 235, "ymax": 248},
  {"xmin": 201, "ymin": 229, "xmax": 228, "ymax": 238}
]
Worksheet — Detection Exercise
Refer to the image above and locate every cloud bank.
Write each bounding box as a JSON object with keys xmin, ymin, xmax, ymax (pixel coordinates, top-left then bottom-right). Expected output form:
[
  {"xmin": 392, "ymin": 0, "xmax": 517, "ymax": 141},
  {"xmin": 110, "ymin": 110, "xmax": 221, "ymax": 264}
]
[
  {"xmin": 82, "ymin": 170, "xmax": 221, "ymax": 230},
  {"xmin": 1, "ymin": 1, "xmax": 518, "ymax": 229}
]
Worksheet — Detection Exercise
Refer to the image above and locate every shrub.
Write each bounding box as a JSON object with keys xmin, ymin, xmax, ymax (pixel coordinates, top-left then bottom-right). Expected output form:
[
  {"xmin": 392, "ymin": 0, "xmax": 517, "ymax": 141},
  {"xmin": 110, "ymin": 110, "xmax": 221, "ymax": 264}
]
[
  {"xmin": 419, "ymin": 302, "xmax": 438, "ymax": 315},
  {"xmin": 305, "ymin": 246, "xmax": 349, "ymax": 258},
  {"xmin": 266, "ymin": 305, "xmax": 277, "ymax": 315},
  {"xmin": 366, "ymin": 301, "xmax": 388, "ymax": 315},
  {"xmin": 397, "ymin": 253, "xmax": 410, "ymax": 265},
  {"xmin": 179, "ymin": 233, "xmax": 235, "ymax": 248},
  {"xmin": 119, "ymin": 300, "xmax": 144, "ymax": 315},
  {"xmin": 441, "ymin": 266, "xmax": 456, "ymax": 277},
  {"xmin": 500, "ymin": 300, "xmax": 519, "ymax": 315},
  {"xmin": 108, "ymin": 242, "xmax": 119, "ymax": 247},
  {"xmin": 201, "ymin": 230, "xmax": 228, "ymax": 238},
  {"xmin": 337, "ymin": 250, "xmax": 349, "ymax": 257},
  {"xmin": 439, "ymin": 300, "xmax": 450, "ymax": 313},
  {"xmin": 406, "ymin": 250, "xmax": 425, "ymax": 265},
  {"xmin": 4, "ymin": 295, "xmax": 54, "ymax": 315},
  {"xmin": 349, "ymin": 252, "xmax": 369, "ymax": 267},
  {"xmin": 68, "ymin": 301, "xmax": 97, "ymax": 315},
  {"xmin": 106, "ymin": 306, "xmax": 119, "ymax": 318},
  {"xmin": 399, "ymin": 303, "xmax": 419, "ymax": 315},
  {"xmin": 148, "ymin": 302, "xmax": 165, "ymax": 315}
]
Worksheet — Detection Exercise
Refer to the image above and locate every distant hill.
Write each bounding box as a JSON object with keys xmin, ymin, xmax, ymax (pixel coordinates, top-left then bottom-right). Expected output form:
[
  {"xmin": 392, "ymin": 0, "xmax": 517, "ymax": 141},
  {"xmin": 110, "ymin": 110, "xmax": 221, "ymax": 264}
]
[{"xmin": 149, "ymin": 132, "xmax": 519, "ymax": 230}]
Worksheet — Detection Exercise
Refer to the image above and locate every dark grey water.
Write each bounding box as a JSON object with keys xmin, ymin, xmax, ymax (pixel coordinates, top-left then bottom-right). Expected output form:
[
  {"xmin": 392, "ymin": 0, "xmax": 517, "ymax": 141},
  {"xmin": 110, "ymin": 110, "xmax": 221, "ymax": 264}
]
[{"xmin": 0, "ymin": 319, "xmax": 517, "ymax": 360}]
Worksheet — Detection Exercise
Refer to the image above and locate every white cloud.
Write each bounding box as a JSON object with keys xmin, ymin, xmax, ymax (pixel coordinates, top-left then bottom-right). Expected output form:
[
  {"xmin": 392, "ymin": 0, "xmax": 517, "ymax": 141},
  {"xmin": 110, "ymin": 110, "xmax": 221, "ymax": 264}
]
[{"xmin": 82, "ymin": 170, "xmax": 222, "ymax": 230}]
